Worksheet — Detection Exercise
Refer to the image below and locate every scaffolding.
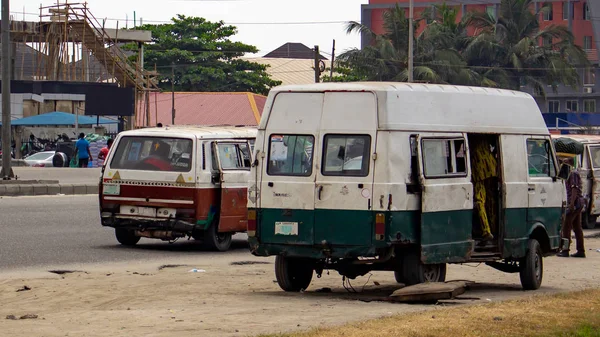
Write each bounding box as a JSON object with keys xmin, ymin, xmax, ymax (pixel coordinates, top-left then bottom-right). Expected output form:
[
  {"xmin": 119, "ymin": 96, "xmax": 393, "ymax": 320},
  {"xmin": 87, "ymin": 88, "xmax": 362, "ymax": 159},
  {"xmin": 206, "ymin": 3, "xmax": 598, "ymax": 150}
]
[{"xmin": 4, "ymin": 2, "xmax": 159, "ymax": 127}]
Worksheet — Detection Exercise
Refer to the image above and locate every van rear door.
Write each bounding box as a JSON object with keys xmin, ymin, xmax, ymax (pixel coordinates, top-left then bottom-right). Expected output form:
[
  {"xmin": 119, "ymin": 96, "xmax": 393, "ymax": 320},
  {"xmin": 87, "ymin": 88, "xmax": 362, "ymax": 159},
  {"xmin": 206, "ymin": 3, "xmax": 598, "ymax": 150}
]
[
  {"xmin": 213, "ymin": 141, "xmax": 252, "ymax": 232},
  {"xmin": 258, "ymin": 92, "xmax": 324, "ymax": 246},
  {"xmin": 416, "ymin": 133, "xmax": 473, "ymax": 264},
  {"xmin": 313, "ymin": 92, "xmax": 377, "ymax": 246}
]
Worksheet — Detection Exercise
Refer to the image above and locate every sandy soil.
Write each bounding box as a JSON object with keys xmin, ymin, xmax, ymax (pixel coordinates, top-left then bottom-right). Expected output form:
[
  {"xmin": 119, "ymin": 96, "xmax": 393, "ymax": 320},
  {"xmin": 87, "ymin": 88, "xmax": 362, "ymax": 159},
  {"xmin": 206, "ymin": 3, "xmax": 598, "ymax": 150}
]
[{"xmin": 1, "ymin": 238, "xmax": 599, "ymax": 337}]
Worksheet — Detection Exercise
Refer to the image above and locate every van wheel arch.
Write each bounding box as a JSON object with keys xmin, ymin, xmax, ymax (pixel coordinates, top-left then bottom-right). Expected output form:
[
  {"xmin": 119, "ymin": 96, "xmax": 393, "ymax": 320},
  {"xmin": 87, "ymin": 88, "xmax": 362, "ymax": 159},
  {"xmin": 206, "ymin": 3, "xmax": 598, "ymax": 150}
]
[{"xmin": 529, "ymin": 225, "xmax": 551, "ymax": 255}]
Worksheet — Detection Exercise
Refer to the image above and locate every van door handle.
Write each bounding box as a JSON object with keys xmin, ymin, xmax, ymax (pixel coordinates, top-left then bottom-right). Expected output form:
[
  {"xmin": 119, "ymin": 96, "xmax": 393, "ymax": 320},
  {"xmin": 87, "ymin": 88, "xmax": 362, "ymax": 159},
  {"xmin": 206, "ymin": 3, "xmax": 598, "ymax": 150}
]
[
  {"xmin": 528, "ymin": 185, "xmax": 535, "ymax": 192},
  {"xmin": 317, "ymin": 185, "xmax": 323, "ymax": 200}
]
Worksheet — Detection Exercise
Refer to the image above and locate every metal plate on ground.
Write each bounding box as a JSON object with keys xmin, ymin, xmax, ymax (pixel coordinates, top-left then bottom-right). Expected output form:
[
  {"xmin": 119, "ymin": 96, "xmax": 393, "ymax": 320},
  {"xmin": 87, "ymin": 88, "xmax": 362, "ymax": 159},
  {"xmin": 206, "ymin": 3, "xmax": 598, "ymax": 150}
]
[{"xmin": 388, "ymin": 281, "xmax": 469, "ymax": 303}]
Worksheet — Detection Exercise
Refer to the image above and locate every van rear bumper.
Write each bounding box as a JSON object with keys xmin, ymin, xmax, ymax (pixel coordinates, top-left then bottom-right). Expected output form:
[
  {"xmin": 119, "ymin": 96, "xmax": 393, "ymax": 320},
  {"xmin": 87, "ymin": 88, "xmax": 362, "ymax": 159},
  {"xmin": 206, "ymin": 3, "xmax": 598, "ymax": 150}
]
[
  {"xmin": 101, "ymin": 214, "xmax": 199, "ymax": 238},
  {"xmin": 248, "ymin": 237, "xmax": 384, "ymax": 259}
]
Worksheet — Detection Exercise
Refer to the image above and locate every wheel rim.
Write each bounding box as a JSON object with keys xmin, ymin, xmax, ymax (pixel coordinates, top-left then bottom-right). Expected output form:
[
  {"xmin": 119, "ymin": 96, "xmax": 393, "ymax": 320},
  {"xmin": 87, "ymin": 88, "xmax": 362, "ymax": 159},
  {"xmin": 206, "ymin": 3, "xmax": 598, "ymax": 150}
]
[
  {"xmin": 423, "ymin": 265, "xmax": 440, "ymax": 282},
  {"xmin": 534, "ymin": 253, "xmax": 542, "ymax": 281},
  {"xmin": 215, "ymin": 232, "xmax": 228, "ymax": 244}
]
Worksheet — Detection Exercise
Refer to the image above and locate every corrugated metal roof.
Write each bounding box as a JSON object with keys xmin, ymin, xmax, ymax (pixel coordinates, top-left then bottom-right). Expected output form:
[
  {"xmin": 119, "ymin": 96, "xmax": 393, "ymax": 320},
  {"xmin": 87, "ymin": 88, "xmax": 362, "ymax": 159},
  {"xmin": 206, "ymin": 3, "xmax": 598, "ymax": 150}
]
[{"xmin": 135, "ymin": 92, "xmax": 266, "ymax": 128}]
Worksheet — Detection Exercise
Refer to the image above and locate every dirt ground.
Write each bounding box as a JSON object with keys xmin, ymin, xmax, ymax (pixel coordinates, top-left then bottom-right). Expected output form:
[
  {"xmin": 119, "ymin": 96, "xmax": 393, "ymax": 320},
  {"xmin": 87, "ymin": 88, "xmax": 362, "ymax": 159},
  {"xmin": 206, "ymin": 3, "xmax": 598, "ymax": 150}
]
[{"xmin": 1, "ymin": 238, "xmax": 599, "ymax": 337}]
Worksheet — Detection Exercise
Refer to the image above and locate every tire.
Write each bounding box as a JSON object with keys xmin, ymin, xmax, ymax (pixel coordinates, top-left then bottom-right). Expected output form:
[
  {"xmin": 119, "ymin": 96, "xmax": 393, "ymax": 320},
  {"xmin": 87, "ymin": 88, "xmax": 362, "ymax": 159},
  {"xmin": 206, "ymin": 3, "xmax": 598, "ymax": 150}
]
[
  {"xmin": 274, "ymin": 255, "xmax": 314, "ymax": 292},
  {"xmin": 583, "ymin": 213, "xmax": 597, "ymax": 230},
  {"xmin": 520, "ymin": 239, "xmax": 543, "ymax": 290},
  {"xmin": 115, "ymin": 228, "xmax": 140, "ymax": 246},
  {"xmin": 203, "ymin": 223, "xmax": 232, "ymax": 252},
  {"xmin": 402, "ymin": 252, "xmax": 447, "ymax": 286},
  {"xmin": 52, "ymin": 152, "xmax": 67, "ymax": 168}
]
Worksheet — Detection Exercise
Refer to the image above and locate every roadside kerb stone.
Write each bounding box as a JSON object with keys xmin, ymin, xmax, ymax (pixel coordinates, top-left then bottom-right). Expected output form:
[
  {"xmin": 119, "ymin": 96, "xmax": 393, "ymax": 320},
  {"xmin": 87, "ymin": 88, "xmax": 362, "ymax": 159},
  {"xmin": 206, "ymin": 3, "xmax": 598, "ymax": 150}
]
[
  {"xmin": 3, "ymin": 185, "xmax": 20, "ymax": 196},
  {"xmin": 47, "ymin": 184, "xmax": 61, "ymax": 195},
  {"xmin": 19, "ymin": 185, "xmax": 34, "ymax": 196},
  {"xmin": 59, "ymin": 184, "xmax": 74, "ymax": 195},
  {"xmin": 72, "ymin": 184, "xmax": 88, "ymax": 195},
  {"xmin": 86, "ymin": 184, "xmax": 99, "ymax": 195},
  {"xmin": 33, "ymin": 184, "xmax": 49, "ymax": 196}
]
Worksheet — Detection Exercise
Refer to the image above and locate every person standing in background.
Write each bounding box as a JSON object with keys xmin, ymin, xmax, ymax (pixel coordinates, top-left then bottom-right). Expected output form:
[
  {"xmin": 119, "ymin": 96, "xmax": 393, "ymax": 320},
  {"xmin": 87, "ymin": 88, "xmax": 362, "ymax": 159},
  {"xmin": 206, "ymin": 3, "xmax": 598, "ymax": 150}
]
[
  {"xmin": 98, "ymin": 138, "xmax": 114, "ymax": 164},
  {"xmin": 557, "ymin": 157, "xmax": 586, "ymax": 258},
  {"xmin": 74, "ymin": 133, "xmax": 93, "ymax": 168}
]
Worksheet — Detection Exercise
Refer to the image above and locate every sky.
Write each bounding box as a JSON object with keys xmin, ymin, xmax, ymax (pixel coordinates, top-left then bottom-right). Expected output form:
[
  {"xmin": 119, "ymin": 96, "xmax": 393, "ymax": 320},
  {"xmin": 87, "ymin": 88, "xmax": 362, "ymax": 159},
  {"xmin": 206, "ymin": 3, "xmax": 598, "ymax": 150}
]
[{"xmin": 8, "ymin": 0, "xmax": 369, "ymax": 58}]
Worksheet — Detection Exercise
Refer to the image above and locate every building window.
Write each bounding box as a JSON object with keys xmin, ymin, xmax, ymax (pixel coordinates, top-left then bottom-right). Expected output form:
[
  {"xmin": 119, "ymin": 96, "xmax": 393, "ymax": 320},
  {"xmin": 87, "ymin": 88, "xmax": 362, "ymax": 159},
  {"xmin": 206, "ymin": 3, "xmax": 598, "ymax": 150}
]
[
  {"xmin": 584, "ymin": 3, "xmax": 590, "ymax": 20},
  {"xmin": 563, "ymin": 2, "xmax": 573, "ymax": 20},
  {"xmin": 584, "ymin": 36, "xmax": 593, "ymax": 50},
  {"xmin": 584, "ymin": 68, "xmax": 596, "ymax": 86},
  {"xmin": 566, "ymin": 100, "xmax": 579, "ymax": 112},
  {"xmin": 543, "ymin": 3, "xmax": 553, "ymax": 21},
  {"xmin": 548, "ymin": 100, "xmax": 560, "ymax": 113},
  {"xmin": 584, "ymin": 100, "xmax": 597, "ymax": 113}
]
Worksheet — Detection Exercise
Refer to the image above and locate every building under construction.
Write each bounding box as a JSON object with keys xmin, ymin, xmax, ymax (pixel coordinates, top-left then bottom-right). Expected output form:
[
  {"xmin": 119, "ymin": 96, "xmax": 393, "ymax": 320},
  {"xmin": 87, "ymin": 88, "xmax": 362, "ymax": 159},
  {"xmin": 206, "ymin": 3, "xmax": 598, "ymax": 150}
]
[{"xmin": 0, "ymin": 2, "xmax": 159, "ymax": 128}]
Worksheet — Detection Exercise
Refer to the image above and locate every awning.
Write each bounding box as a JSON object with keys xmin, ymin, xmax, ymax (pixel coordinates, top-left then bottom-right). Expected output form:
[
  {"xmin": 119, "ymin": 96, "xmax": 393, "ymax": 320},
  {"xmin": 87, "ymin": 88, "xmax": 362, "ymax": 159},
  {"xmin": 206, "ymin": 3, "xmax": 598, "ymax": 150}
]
[{"xmin": 0, "ymin": 111, "xmax": 118, "ymax": 126}]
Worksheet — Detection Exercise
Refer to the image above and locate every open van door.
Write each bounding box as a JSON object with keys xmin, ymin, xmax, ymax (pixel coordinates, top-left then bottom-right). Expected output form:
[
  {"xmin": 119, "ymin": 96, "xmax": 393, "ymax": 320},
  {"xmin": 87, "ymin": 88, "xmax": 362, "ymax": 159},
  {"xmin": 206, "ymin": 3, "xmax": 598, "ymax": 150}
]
[
  {"xmin": 585, "ymin": 145, "xmax": 600, "ymax": 228},
  {"xmin": 416, "ymin": 134, "xmax": 474, "ymax": 264},
  {"xmin": 212, "ymin": 141, "xmax": 252, "ymax": 233}
]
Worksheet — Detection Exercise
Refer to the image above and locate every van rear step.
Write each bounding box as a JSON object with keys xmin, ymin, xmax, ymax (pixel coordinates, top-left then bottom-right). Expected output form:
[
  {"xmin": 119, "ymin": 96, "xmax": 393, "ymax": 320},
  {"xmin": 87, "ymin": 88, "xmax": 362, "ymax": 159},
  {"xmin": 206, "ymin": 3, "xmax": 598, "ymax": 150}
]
[{"xmin": 469, "ymin": 251, "xmax": 502, "ymax": 262}]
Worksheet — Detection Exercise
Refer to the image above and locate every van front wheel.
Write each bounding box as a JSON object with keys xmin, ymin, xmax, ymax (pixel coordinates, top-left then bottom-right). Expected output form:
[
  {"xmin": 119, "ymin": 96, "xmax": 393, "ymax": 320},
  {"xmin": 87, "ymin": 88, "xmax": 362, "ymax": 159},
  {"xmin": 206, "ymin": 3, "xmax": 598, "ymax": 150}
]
[
  {"xmin": 115, "ymin": 228, "xmax": 140, "ymax": 246},
  {"xmin": 203, "ymin": 223, "xmax": 232, "ymax": 252},
  {"xmin": 520, "ymin": 239, "xmax": 543, "ymax": 290},
  {"xmin": 275, "ymin": 256, "xmax": 314, "ymax": 292}
]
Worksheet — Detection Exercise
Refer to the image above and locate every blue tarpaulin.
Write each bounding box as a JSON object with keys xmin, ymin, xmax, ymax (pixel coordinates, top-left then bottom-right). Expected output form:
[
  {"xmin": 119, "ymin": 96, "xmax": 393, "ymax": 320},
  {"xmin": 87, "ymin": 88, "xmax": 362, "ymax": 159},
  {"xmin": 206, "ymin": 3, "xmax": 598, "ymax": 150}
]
[{"xmin": 0, "ymin": 111, "xmax": 118, "ymax": 126}]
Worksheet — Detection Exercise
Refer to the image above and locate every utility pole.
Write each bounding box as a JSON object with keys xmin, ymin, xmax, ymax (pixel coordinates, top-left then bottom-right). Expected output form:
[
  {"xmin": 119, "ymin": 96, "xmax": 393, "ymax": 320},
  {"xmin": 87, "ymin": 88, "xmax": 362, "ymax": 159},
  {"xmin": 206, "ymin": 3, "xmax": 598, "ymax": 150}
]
[
  {"xmin": 314, "ymin": 45, "xmax": 320, "ymax": 83},
  {"xmin": 408, "ymin": 0, "xmax": 414, "ymax": 83},
  {"xmin": 171, "ymin": 64, "xmax": 175, "ymax": 125},
  {"xmin": 330, "ymin": 40, "xmax": 336, "ymax": 79},
  {"xmin": 1, "ymin": 0, "xmax": 14, "ymax": 179}
]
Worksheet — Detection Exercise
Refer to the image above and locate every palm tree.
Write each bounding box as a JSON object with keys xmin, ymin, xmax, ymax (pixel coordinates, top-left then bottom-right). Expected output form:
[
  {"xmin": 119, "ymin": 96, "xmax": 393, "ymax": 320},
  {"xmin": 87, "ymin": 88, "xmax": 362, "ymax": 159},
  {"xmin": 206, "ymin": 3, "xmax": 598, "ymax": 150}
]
[{"xmin": 464, "ymin": 0, "xmax": 590, "ymax": 95}]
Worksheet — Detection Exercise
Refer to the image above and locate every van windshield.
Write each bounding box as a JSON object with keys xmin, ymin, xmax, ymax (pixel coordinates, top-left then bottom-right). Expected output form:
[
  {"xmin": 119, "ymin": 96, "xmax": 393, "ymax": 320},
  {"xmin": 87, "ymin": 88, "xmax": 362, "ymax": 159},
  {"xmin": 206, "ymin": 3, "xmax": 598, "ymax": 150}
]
[
  {"xmin": 110, "ymin": 136, "xmax": 193, "ymax": 172},
  {"xmin": 268, "ymin": 135, "xmax": 314, "ymax": 176}
]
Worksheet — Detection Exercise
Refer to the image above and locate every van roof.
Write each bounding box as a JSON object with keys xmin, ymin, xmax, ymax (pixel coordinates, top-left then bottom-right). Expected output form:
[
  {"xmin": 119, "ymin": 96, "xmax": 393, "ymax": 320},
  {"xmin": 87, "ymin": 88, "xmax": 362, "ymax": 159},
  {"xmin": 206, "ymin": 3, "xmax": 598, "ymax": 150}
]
[
  {"xmin": 117, "ymin": 126, "xmax": 257, "ymax": 139},
  {"xmin": 264, "ymin": 82, "xmax": 549, "ymax": 135}
]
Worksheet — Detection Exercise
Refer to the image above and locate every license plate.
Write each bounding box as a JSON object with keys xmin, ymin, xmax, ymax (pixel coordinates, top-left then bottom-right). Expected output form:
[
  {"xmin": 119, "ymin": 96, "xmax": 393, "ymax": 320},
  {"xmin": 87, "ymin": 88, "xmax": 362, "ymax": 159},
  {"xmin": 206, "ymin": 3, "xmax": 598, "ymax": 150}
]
[
  {"xmin": 275, "ymin": 222, "xmax": 298, "ymax": 236},
  {"xmin": 103, "ymin": 184, "xmax": 120, "ymax": 195}
]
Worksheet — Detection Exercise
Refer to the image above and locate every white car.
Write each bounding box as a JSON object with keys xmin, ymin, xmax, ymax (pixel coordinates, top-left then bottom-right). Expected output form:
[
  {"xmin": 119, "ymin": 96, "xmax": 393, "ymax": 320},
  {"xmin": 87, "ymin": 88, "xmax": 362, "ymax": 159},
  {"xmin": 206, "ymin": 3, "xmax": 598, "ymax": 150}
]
[{"xmin": 24, "ymin": 151, "xmax": 55, "ymax": 167}]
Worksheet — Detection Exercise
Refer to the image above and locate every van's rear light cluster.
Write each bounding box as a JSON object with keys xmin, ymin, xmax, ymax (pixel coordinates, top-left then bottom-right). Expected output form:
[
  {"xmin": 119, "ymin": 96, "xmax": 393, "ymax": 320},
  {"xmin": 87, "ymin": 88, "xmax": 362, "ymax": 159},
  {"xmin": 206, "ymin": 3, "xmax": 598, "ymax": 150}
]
[
  {"xmin": 375, "ymin": 213, "xmax": 385, "ymax": 241},
  {"xmin": 248, "ymin": 210, "xmax": 257, "ymax": 237}
]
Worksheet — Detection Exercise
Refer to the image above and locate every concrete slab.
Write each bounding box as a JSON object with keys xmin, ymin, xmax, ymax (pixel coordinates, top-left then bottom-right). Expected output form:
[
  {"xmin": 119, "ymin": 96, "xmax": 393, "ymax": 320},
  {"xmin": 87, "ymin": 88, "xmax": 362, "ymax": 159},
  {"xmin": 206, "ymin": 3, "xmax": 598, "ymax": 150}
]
[
  {"xmin": 59, "ymin": 184, "xmax": 74, "ymax": 195},
  {"xmin": 46, "ymin": 184, "xmax": 61, "ymax": 195},
  {"xmin": 18, "ymin": 185, "xmax": 34, "ymax": 196},
  {"xmin": 3, "ymin": 185, "xmax": 20, "ymax": 196},
  {"xmin": 86, "ymin": 184, "xmax": 99, "ymax": 195},
  {"xmin": 33, "ymin": 185, "xmax": 48, "ymax": 196},
  {"xmin": 0, "ymin": 185, "xmax": 6, "ymax": 195},
  {"xmin": 72, "ymin": 184, "xmax": 88, "ymax": 195},
  {"xmin": 389, "ymin": 281, "xmax": 469, "ymax": 303}
]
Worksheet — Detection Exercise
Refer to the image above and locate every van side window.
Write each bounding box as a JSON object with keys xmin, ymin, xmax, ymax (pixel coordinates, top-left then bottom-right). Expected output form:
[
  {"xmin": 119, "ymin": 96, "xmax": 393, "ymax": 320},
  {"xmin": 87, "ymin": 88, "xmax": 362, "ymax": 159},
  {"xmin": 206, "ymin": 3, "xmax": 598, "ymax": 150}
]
[
  {"xmin": 267, "ymin": 135, "xmax": 314, "ymax": 176},
  {"xmin": 322, "ymin": 135, "xmax": 371, "ymax": 177},
  {"xmin": 527, "ymin": 139, "xmax": 556, "ymax": 177},
  {"xmin": 409, "ymin": 136, "xmax": 419, "ymax": 184},
  {"xmin": 421, "ymin": 138, "xmax": 467, "ymax": 178},
  {"xmin": 589, "ymin": 146, "xmax": 600, "ymax": 168},
  {"xmin": 215, "ymin": 143, "xmax": 251, "ymax": 170}
]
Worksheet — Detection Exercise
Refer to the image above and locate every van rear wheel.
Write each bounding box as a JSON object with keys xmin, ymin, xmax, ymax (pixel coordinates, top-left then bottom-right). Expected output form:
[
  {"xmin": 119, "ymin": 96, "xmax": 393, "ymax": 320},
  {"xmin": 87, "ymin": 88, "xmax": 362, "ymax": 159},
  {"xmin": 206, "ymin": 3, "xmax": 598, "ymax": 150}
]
[
  {"xmin": 583, "ymin": 213, "xmax": 597, "ymax": 229},
  {"xmin": 115, "ymin": 228, "xmax": 140, "ymax": 246},
  {"xmin": 402, "ymin": 252, "xmax": 447, "ymax": 286},
  {"xmin": 203, "ymin": 223, "xmax": 232, "ymax": 252},
  {"xmin": 275, "ymin": 256, "xmax": 313, "ymax": 292}
]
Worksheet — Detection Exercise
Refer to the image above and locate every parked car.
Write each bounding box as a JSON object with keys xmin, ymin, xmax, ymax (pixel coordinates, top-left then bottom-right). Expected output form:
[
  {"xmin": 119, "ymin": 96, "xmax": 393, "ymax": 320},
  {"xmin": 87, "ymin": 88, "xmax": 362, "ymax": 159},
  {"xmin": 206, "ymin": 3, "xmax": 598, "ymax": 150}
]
[{"xmin": 24, "ymin": 151, "xmax": 56, "ymax": 167}]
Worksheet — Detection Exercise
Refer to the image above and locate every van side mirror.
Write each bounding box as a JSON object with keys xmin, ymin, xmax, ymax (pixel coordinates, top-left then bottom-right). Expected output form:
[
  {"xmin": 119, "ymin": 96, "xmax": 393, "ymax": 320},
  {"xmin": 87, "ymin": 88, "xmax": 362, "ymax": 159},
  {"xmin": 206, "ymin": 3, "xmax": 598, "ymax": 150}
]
[{"xmin": 558, "ymin": 164, "xmax": 570, "ymax": 180}]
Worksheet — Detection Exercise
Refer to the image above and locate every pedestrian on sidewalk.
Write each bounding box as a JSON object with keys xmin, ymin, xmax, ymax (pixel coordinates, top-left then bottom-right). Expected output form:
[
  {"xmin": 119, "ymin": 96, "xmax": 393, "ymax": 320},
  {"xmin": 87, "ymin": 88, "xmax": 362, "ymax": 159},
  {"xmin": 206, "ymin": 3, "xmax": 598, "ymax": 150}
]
[
  {"xmin": 557, "ymin": 156, "xmax": 586, "ymax": 258},
  {"xmin": 98, "ymin": 138, "xmax": 113, "ymax": 164},
  {"xmin": 74, "ymin": 133, "xmax": 93, "ymax": 168}
]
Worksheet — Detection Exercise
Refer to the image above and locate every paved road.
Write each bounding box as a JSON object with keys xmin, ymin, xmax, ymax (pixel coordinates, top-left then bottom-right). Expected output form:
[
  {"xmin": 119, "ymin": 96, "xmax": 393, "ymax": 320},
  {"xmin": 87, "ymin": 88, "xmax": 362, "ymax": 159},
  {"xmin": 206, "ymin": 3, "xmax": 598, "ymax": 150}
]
[
  {"xmin": 0, "ymin": 195, "xmax": 248, "ymax": 271},
  {"xmin": 12, "ymin": 167, "xmax": 101, "ymax": 184}
]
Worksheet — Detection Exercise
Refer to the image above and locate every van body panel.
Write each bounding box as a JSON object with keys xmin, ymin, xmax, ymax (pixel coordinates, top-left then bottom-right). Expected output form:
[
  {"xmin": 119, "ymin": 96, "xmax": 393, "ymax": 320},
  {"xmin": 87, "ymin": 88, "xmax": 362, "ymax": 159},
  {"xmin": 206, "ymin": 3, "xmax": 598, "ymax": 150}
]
[{"xmin": 587, "ymin": 145, "xmax": 600, "ymax": 215}]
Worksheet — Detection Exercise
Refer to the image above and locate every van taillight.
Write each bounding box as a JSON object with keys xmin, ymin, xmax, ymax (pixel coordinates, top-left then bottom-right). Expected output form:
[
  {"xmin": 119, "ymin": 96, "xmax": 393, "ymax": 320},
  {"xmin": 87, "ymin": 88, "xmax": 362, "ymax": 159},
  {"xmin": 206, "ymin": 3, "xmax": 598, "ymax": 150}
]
[
  {"xmin": 375, "ymin": 213, "xmax": 385, "ymax": 241},
  {"xmin": 248, "ymin": 210, "xmax": 257, "ymax": 237}
]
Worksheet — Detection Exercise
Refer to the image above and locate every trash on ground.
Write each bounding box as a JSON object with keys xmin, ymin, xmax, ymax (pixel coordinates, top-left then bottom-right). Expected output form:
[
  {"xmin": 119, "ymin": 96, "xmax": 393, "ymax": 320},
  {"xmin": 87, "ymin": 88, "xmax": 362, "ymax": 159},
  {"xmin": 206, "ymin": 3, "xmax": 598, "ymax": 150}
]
[
  {"xmin": 16, "ymin": 285, "xmax": 31, "ymax": 292},
  {"xmin": 188, "ymin": 269, "xmax": 206, "ymax": 273},
  {"xmin": 315, "ymin": 287, "xmax": 332, "ymax": 293}
]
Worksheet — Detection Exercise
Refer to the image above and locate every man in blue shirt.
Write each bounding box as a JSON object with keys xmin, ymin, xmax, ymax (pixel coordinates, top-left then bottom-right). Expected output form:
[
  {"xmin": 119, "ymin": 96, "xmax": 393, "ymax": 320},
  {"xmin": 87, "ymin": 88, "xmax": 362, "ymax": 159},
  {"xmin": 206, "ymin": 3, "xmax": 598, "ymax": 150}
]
[{"xmin": 74, "ymin": 133, "xmax": 93, "ymax": 168}]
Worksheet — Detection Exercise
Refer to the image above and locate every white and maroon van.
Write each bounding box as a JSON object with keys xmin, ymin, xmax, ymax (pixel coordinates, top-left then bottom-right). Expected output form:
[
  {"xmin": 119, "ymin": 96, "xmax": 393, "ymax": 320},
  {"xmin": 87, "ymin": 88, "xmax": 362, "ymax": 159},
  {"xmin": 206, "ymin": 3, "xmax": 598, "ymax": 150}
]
[{"xmin": 99, "ymin": 126, "xmax": 257, "ymax": 251}]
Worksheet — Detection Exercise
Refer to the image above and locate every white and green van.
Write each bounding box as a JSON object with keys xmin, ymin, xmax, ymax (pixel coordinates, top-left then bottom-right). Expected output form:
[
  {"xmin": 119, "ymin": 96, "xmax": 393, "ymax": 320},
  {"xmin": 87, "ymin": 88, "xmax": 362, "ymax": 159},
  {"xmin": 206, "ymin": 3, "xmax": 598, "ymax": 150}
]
[{"xmin": 248, "ymin": 82, "xmax": 568, "ymax": 292}]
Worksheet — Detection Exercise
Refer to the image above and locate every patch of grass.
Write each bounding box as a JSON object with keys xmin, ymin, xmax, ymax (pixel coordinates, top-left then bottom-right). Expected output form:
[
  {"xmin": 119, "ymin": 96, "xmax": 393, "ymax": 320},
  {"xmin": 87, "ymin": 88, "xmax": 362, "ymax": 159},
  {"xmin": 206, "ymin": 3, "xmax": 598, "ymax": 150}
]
[{"xmin": 259, "ymin": 289, "xmax": 600, "ymax": 337}]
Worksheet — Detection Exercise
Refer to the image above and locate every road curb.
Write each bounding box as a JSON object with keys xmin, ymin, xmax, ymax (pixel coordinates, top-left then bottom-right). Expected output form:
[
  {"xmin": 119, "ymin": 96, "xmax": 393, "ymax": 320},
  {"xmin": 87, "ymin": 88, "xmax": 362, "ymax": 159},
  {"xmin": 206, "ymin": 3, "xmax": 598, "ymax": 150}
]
[{"xmin": 0, "ymin": 184, "xmax": 99, "ymax": 197}]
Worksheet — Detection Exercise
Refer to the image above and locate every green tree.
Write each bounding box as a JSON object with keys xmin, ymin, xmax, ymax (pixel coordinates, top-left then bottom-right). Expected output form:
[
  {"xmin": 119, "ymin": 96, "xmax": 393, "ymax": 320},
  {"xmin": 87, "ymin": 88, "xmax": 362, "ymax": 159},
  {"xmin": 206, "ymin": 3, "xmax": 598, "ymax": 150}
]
[
  {"xmin": 131, "ymin": 15, "xmax": 281, "ymax": 95},
  {"xmin": 464, "ymin": 0, "xmax": 590, "ymax": 95}
]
